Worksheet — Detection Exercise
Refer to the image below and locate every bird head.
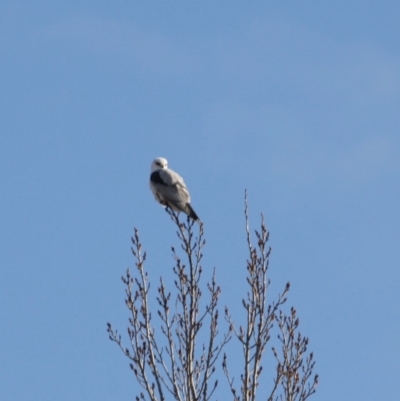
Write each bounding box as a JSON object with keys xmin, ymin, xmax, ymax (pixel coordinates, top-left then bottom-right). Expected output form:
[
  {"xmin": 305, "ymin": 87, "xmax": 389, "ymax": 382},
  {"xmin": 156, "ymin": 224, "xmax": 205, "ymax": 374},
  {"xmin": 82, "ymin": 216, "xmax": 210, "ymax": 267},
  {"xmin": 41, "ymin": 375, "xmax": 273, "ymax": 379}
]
[{"xmin": 151, "ymin": 157, "xmax": 168, "ymax": 172}]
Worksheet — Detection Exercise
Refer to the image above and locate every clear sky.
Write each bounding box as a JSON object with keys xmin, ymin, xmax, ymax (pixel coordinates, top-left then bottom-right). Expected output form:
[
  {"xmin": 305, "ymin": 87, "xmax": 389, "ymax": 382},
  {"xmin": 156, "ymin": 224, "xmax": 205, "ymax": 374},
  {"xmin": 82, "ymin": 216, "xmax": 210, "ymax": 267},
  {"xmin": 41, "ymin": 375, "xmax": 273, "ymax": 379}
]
[{"xmin": 1, "ymin": 2, "xmax": 399, "ymax": 400}]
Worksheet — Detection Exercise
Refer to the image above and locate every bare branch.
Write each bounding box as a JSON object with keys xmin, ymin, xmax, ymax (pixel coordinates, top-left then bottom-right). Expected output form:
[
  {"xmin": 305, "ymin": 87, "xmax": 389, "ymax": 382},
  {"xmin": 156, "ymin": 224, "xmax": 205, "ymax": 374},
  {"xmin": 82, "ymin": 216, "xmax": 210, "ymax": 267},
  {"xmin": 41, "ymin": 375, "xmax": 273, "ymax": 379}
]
[
  {"xmin": 108, "ymin": 194, "xmax": 317, "ymax": 401},
  {"xmin": 108, "ymin": 209, "xmax": 230, "ymax": 401},
  {"xmin": 223, "ymin": 192, "xmax": 317, "ymax": 401}
]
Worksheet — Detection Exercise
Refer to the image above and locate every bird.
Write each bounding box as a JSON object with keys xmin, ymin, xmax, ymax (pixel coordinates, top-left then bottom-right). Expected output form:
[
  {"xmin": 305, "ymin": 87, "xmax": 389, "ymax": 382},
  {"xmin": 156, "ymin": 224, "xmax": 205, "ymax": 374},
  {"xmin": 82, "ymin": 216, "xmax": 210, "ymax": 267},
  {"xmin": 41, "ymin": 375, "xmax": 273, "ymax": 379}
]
[{"xmin": 149, "ymin": 157, "xmax": 200, "ymax": 222}]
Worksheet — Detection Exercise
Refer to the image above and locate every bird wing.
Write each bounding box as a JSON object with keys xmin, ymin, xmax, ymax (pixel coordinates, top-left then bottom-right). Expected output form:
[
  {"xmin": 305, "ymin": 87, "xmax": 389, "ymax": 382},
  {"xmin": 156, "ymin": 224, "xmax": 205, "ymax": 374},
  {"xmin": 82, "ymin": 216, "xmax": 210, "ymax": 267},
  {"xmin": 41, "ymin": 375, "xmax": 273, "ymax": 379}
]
[{"xmin": 150, "ymin": 169, "xmax": 191, "ymax": 205}]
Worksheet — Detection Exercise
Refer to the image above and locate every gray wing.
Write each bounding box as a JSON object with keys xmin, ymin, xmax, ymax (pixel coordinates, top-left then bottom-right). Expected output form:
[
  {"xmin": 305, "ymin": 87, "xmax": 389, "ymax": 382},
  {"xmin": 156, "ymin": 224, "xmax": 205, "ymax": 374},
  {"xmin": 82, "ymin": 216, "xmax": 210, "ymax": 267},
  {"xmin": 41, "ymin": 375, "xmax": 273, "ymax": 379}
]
[{"xmin": 150, "ymin": 169, "xmax": 191, "ymax": 208}]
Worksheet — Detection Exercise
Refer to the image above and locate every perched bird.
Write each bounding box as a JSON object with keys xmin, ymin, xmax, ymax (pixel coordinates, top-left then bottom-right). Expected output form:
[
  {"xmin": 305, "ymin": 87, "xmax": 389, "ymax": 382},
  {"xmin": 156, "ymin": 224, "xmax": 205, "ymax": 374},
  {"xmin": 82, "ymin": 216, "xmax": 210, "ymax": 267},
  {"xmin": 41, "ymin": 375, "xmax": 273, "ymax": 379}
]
[{"xmin": 150, "ymin": 157, "xmax": 200, "ymax": 222}]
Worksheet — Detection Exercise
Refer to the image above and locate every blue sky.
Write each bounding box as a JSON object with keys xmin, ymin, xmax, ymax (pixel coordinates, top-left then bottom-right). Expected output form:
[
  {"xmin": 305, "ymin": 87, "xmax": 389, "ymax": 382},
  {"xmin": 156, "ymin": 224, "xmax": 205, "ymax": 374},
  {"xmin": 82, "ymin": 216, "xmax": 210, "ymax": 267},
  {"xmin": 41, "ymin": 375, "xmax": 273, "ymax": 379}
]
[{"xmin": 1, "ymin": 2, "xmax": 399, "ymax": 400}]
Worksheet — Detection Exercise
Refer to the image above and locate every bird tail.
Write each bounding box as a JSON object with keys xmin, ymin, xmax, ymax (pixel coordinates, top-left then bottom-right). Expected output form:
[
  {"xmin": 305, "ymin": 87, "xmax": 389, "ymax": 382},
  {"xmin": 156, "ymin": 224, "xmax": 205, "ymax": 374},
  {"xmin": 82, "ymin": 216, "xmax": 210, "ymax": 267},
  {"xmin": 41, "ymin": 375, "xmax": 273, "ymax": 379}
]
[{"xmin": 186, "ymin": 204, "xmax": 200, "ymax": 222}]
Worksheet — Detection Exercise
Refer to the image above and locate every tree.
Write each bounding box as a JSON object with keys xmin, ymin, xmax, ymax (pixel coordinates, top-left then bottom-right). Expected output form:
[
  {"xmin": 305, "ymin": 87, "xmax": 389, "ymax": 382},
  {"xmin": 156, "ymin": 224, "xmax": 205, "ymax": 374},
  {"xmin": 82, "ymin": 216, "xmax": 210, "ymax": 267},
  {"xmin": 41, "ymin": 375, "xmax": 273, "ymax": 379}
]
[{"xmin": 107, "ymin": 194, "xmax": 318, "ymax": 401}]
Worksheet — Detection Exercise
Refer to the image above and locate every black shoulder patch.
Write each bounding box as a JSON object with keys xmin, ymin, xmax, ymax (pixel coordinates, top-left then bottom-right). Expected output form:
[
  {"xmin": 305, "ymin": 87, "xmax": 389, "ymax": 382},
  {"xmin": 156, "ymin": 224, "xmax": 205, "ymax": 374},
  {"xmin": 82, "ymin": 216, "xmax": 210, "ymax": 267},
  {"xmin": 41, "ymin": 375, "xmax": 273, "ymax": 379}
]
[{"xmin": 150, "ymin": 171, "xmax": 167, "ymax": 185}]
